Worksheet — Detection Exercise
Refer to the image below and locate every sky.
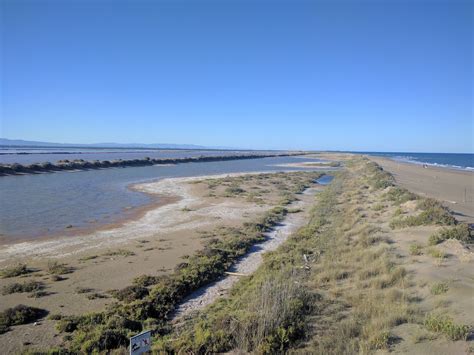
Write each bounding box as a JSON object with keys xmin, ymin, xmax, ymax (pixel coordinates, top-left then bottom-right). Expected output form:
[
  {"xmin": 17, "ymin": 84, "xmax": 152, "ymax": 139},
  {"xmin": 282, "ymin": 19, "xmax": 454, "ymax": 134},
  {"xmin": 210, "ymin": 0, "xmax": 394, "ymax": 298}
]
[{"xmin": 1, "ymin": 0, "xmax": 472, "ymax": 152}]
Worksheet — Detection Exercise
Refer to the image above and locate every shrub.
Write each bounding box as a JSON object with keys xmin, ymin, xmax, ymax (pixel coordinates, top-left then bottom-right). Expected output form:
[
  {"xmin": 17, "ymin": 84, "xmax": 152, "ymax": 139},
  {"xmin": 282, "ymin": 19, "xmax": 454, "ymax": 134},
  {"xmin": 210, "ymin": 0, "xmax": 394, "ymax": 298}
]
[
  {"xmin": 368, "ymin": 330, "xmax": 391, "ymax": 350},
  {"xmin": 373, "ymin": 203, "xmax": 384, "ymax": 211},
  {"xmin": 393, "ymin": 207, "xmax": 403, "ymax": 217},
  {"xmin": 0, "ymin": 263, "xmax": 30, "ymax": 278},
  {"xmin": 0, "ymin": 305, "xmax": 48, "ymax": 334},
  {"xmin": 75, "ymin": 287, "xmax": 94, "ymax": 294},
  {"xmin": 47, "ymin": 260, "xmax": 73, "ymax": 275},
  {"xmin": 103, "ymin": 249, "xmax": 135, "ymax": 257},
  {"xmin": 424, "ymin": 314, "xmax": 470, "ymax": 341},
  {"xmin": 430, "ymin": 282, "xmax": 449, "ymax": 295},
  {"xmin": 166, "ymin": 269, "xmax": 313, "ymax": 354},
  {"xmin": 385, "ymin": 187, "xmax": 417, "ymax": 205},
  {"xmin": 224, "ymin": 185, "xmax": 245, "ymax": 197},
  {"xmin": 409, "ymin": 243, "xmax": 423, "ymax": 256},
  {"xmin": 366, "ymin": 162, "xmax": 394, "ymax": 190},
  {"xmin": 390, "ymin": 198, "xmax": 456, "ymax": 229},
  {"xmin": 427, "ymin": 248, "xmax": 446, "ymax": 259},
  {"xmin": 110, "ymin": 285, "xmax": 149, "ymax": 302},
  {"xmin": 51, "ymin": 275, "xmax": 66, "ymax": 282},
  {"xmin": 28, "ymin": 290, "xmax": 50, "ymax": 298},
  {"xmin": 86, "ymin": 292, "xmax": 107, "ymax": 300},
  {"xmin": 429, "ymin": 224, "xmax": 471, "ymax": 245},
  {"xmin": 133, "ymin": 274, "xmax": 162, "ymax": 287},
  {"xmin": 2, "ymin": 280, "xmax": 44, "ymax": 295}
]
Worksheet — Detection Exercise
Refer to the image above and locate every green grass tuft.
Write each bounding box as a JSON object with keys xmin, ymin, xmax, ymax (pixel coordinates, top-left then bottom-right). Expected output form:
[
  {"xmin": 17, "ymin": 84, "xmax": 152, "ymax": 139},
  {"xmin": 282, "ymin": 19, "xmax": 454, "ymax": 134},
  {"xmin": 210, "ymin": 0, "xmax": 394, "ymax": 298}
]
[
  {"xmin": 424, "ymin": 313, "xmax": 470, "ymax": 341},
  {"xmin": 430, "ymin": 282, "xmax": 449, "ymax": 295},
  {"xmin": 409, "ymin": 243, "xmax": 423, "ymax": 256}
]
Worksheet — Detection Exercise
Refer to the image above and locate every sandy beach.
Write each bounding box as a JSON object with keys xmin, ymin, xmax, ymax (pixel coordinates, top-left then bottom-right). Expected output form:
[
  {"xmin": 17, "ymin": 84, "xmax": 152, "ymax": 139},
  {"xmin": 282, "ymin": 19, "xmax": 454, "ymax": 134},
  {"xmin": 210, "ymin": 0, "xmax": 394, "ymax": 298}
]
[{"xmin": 368, "ymin": 156, "xmax": 474, "ymax": 223}]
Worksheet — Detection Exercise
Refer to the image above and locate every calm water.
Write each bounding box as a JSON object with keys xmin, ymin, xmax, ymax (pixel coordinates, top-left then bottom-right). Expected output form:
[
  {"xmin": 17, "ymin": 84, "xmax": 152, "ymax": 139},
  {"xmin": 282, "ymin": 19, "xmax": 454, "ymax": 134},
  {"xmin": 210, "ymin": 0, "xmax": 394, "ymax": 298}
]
[
  {"xmin": 361, "ymin": 152, "xmax": 474, "ymax": 171},
  {"xmin": 0, "ymin": 156, "xmax": 328, "ymax": 242},
  {"xmin": 0, "ymin": 148, "xmax": 283, "ymax": 164}
]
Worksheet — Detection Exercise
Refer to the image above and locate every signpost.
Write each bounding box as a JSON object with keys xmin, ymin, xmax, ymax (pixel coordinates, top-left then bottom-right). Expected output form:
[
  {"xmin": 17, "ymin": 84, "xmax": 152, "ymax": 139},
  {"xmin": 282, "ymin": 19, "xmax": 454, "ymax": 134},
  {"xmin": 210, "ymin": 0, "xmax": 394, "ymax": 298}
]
[{"xmin": 130, "ymin": 330, "xmax": 151, "ymax": 355}]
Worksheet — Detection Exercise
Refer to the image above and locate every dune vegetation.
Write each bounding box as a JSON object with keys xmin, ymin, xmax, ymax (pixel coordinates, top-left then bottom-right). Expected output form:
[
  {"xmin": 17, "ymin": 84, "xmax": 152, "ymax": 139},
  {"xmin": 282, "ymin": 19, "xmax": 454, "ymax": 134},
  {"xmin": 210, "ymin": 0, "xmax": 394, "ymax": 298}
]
[{"xmin": 153, "ymin": 157, "xmax": 472, "ymax": 353}]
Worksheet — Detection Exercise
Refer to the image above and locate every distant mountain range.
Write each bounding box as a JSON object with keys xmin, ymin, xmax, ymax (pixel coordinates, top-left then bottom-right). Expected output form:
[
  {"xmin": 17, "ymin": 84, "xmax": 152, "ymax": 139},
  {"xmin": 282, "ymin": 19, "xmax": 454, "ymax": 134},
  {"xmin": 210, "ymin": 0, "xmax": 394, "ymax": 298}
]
[{"xmin": 0, "ymin": 138, "xmax": 227, "ymax": 150}]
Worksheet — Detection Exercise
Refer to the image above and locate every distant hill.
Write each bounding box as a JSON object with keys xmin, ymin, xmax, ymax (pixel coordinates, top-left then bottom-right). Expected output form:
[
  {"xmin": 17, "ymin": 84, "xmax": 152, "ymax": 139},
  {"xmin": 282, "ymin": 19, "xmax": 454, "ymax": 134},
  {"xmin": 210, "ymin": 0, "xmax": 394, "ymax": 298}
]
[{"xmin": 0, "ymin": 138, "xmax": 219, "ymax": 150}]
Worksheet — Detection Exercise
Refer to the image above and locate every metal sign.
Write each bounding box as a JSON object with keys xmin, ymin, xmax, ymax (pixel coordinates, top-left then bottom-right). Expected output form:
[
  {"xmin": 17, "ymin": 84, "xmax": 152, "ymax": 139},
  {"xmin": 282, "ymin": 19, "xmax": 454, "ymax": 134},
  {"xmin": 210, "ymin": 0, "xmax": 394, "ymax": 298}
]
[{"xmin": 130, "ymin": 330, "xmax": 151, "ymax": 355}]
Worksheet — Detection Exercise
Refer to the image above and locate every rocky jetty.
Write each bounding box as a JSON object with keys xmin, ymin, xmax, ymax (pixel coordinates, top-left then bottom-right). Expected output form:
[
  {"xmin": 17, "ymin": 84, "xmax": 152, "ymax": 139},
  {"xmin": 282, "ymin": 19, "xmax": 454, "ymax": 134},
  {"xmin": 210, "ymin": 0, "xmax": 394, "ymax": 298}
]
[{"xmin": 0, "ymin": 153, "xmax": 301, "ymax": 176}]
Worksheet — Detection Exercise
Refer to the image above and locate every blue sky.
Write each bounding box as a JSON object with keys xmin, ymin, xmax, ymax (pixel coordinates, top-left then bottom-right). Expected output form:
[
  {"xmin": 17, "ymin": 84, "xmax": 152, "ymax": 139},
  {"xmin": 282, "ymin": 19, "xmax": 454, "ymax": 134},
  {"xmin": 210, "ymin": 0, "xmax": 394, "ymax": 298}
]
[{"xmin": 1, "ymin": 0, "xmax": 472, "ymax": 152}]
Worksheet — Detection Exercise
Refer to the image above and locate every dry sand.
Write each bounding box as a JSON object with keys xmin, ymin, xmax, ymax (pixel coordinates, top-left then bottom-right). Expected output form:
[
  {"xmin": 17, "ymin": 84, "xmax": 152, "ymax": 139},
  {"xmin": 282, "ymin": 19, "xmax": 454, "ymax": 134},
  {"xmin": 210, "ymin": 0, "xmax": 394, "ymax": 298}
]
[{"xmin": 369, "ymin": 156, "xmax": 474, "ymax": 223}]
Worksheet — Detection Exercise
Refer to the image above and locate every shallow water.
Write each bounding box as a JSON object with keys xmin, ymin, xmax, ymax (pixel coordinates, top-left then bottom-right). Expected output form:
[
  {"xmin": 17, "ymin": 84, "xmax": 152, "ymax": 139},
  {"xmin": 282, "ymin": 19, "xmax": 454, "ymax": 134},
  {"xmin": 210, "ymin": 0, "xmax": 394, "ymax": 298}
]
[{"xmin": 0, "ymin": 156, "xmax": 328, "ymax": 242}]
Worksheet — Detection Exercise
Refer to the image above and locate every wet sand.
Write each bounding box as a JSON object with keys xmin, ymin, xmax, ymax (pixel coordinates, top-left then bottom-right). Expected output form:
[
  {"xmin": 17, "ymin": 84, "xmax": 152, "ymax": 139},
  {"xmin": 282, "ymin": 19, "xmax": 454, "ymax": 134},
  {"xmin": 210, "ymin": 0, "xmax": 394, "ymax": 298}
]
[{"xmin": 369, "ymin": 156, "xmax": 474, "ymax": 223}]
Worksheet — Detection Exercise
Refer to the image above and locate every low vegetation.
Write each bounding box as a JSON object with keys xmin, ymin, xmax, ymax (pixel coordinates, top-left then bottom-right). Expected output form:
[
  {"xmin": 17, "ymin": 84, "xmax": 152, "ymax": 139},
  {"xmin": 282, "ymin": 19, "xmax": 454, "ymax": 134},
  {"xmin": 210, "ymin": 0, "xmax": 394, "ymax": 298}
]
[
  {"xmin": 429, "ymin": 224, "xmax": 471, "ymax": 245},
  {"xmin": 2, "ymin": 280, "xmax": 44, "ymax": 295},
  {"xmin": 390, "ymin": 198, "xmax": 456, "ymax": 229},
  {"xmin": 0, "ymin": 263, "xmax": 31, "ymax": 278},
  {"xmin": 103, "ymin": 249, "xmax": 135, "ymax": 257},
  {"xmin": 154, "ymin": 158, "xmax": 422, "ymax": 353},
  {"xmin": 384, "ymin": 186, "xmax": 417, "ymax": 205},
  {"xmin": 409, "ymin": 243, "xmax": 423, "ymax": 256},
  {"xmin": 0, "ymin": 305, "xmax": 48, "ymax": 334},
  {"xmin": 424, "ymin": 313, "xmax": 470, "ymax": 341},
  {"xmin": 427, "ymin": 247, "xmax": 446, "ymax": 260},
  {"xmin": 47, "ymin": 260, "xmax": 74, "ymax": 275},
  {"xmin": 430, "ymin": 282, "xmax": 449, "ymax": 295}
]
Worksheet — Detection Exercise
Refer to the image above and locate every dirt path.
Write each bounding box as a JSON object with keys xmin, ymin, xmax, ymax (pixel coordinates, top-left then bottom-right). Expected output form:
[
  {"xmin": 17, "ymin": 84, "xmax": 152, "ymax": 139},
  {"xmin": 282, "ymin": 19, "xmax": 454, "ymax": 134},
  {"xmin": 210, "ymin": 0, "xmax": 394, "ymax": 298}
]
[{"xmin": 173, "ymin": 185, "xmax": 323, "ymax": 320}]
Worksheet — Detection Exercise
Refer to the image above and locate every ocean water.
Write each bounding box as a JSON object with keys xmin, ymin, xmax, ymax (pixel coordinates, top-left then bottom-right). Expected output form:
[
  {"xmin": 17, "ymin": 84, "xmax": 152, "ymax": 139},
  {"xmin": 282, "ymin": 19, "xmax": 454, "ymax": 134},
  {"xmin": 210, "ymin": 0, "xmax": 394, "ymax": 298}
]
[{"xmin": 360, "ymin": 152, "xmax": 474, "ymax": 171}]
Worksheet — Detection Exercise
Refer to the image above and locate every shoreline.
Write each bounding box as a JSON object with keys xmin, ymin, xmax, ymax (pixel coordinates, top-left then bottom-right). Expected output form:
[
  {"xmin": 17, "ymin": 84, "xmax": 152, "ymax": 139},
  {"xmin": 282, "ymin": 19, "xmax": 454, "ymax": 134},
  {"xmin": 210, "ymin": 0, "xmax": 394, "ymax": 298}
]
[
  {"xmin": 368, "ymin": 156, "xmax": 474, "ymax": 223},
  {"xmin": 0, "ymin": 191, "xmax": 178, "ymax": 246},
  {"xmin": 0, "ymin": 170, "xmax": 291, "ymax": 263},
  {"xmin": 0, "ymin": 166, "xmax": 325, "ymax": 248},
  {"xmin": 380, "ymin": 156, "xmax": 473, "ymax": 173}
]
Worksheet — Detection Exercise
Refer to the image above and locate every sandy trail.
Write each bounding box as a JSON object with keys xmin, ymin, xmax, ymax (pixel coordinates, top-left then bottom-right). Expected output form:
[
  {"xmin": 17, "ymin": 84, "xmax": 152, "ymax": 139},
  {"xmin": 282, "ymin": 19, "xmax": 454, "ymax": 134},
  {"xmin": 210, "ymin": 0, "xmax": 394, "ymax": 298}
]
[{"xmin": 173, "ymin": 185, "xmax": 322, "ymax": 320}]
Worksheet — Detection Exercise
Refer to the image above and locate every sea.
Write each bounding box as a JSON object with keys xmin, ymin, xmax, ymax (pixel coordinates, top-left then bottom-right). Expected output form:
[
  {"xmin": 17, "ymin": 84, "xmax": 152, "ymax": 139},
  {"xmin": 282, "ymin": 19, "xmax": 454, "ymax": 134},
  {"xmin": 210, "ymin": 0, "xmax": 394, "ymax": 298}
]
[{"xmin": 356, "ymin": 152, "xmax": 474, "ymax": 171}]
